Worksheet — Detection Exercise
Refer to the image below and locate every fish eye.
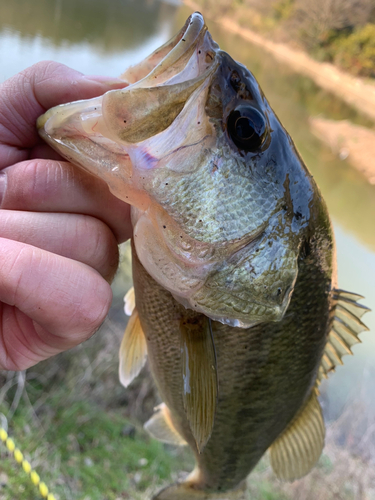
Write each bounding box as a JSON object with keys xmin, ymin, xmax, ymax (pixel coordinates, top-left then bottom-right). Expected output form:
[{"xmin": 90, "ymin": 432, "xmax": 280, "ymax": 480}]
[{"xmin": 227, "ymin": 105, "xmax": 267, "ymax": 152}]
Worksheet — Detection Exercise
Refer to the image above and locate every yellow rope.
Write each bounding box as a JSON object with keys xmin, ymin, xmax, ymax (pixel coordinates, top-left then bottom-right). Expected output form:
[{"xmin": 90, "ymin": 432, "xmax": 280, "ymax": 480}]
[{"xmin": 0, "ymin": 426, "xmax": 56, "ymax": 500}]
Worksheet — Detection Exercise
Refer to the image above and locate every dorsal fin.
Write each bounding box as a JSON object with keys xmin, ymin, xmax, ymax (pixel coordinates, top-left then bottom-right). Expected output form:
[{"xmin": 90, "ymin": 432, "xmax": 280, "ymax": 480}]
[
  {"xmin": 269, "ymin": 389, "xmax": 325, "ymax": 481},
  {"xmin": 317, "ymin": 289, "xmax": 370, "ymax": 384},
  {"xmin": 144, "ymin": 403, "xmax": 187, "ymax": 446},
  {"xmin": 119, "ymin": 307, "xmax": 147, "ymax": 388}
]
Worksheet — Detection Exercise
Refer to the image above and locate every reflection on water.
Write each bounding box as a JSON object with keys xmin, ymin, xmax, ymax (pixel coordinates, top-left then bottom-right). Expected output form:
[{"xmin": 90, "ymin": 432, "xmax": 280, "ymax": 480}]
[
  {"xmin": 0, "ymin": 0, "xmax": 176, "ymax": 50},
  {"xmin": 0, "ymin": 0, "xmax": 178, "ymax": 80},
  {"xmin": 1, "ymin": 0, "xmax": 374, "ymax": 474}
]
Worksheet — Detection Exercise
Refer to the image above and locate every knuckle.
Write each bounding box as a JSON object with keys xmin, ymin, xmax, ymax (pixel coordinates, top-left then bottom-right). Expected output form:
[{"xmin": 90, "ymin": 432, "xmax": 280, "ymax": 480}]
[{"xmin": 69, "ymin": 274, "xmax": 112, "ymax": 339}]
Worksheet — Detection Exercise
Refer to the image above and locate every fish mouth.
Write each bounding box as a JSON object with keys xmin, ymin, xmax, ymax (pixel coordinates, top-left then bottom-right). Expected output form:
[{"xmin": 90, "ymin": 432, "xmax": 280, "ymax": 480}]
[
  {"xmin": 36, "ymin": 12, "xmax": 218, "ymax": 206},
  {"xmin": 37, "ymin": 14, "xmax": 298, "ymax": 329}
]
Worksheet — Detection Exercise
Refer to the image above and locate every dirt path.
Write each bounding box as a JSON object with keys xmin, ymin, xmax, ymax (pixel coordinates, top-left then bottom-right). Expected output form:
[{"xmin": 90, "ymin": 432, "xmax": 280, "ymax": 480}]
[{"xmin": 184, "ymin": 0, "xmax": 375, "ymax": 124}]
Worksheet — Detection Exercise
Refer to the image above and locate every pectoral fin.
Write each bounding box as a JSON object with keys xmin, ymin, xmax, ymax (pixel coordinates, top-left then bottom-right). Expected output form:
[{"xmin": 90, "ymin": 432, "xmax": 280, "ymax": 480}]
[
  {"xmin": 269, "ymin": 390, "xmax": 325, "ymax": 481},
  {"xmin": 181, "ymin": 316, "xmax": 218, "ymax": 453},
  {"xmin": 119, "ymin": 308, "xmax": 147, "ymax": 388},
  {"xmin": 144, "ymin": 403, "xmax": 187, "ymax": 446},
  {"xmin": 124, "ymin": 286, "xmax": 136, "ymax": 316}
]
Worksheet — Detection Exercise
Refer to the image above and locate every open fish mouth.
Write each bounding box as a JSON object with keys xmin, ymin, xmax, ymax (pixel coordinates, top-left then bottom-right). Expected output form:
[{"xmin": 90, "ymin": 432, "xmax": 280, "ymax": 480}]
[
  {"xmin": 37, "ymin": 12, "xmax": 218, "ymax": 206},
  {"xmin": 37, "ymin": 12, "xmax": 300, "ymax": 328}
]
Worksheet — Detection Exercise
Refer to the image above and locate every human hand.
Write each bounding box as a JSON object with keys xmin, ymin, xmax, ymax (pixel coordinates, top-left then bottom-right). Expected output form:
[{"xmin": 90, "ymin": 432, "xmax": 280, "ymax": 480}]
[{"xmin": 0, "ymin": 61, "xmax": 130, "ymax": 371}]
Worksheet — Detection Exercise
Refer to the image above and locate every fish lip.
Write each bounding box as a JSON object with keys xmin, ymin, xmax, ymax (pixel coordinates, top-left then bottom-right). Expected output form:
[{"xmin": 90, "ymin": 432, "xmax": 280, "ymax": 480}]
[
  {"xmin": 158, "ymin": 11, "xmax": 206, "ymax": 69},
  {"xmin": 126, "ymin": 11, "xmax": 209, "ymax": 90}
]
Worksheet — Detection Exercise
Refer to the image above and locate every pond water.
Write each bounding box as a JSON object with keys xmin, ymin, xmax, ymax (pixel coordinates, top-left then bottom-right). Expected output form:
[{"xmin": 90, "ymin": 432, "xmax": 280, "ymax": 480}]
[{"xmin": 1, "ymin": 0, "xmax": 374, "ymax": 463}]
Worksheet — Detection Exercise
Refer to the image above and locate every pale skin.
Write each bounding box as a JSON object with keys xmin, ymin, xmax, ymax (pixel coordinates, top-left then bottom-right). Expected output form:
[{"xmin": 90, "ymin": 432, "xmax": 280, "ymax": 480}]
[{"xmin": 0, "ymin": 61, "xmax": 131, "ymax": 371}]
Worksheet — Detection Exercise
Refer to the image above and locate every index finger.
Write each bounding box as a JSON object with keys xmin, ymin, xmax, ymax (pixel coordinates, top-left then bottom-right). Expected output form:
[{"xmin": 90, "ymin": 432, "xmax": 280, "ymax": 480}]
[{"xmin": 0, "ymin": 61, "xmax": 127, "ymax": 169}]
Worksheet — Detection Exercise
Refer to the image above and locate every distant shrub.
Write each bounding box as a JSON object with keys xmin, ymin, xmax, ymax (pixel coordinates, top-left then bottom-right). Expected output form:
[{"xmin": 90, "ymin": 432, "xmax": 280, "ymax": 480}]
[
  {"xmin": 302, "ymin": 28, "xmax": 352, "ymax": 63},
  {"xmin": 272, "ymin": 0, "xmax": 295, "ymax": 21},
  {"xmin": 332, "ymin": 23, "xmax": 375, "ymax": 77}
]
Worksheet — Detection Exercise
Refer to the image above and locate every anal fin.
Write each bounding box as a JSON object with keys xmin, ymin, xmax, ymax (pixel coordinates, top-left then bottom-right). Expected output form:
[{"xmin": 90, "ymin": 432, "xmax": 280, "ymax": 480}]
[
  {"xmin": 119, "ymin": 307, "xmax": 147, "ymax": 388},
  {"xmin": 144, "ymin": 403, "xmax": 187, "ymax": 446},
  {"xmin": 269, "ymin": 390, "xmax": 325, "ymax": 481}
]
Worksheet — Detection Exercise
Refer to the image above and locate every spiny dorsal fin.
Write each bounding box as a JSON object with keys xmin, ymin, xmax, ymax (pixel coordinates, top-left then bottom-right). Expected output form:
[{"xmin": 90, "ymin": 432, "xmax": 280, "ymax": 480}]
[
  {"xmin": 144, "ymin": 403, "xmax": 187, "ymax": 446},
  {"xmin": 317, "ymin": 289, "xmax": 370, "ymax": 383},
  {"xmin": 269, "ymin": 390, "xmax": 325, "ymax": 481},
  {"xmin": 181, "ymin": 316, "xmax": 218, "ymax": 453},
  {"xmin": 124, "ymin": 286, "xmax": 136, "ymax": 316},
  {"xmin": 119, "ymin": 307, "xmax": 147, "ymax": 388}
]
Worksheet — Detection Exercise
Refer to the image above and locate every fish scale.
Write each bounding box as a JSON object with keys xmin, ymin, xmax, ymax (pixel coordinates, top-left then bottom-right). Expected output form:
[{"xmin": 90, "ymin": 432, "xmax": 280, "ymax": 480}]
[{"xmin": 147, "ymin": 144, "xmax": 279, "ymax": 244}]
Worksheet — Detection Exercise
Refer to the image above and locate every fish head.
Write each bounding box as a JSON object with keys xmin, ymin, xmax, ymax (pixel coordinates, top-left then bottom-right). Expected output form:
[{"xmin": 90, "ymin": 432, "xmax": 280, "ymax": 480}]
[{"xmin": 38, "ymin": 12, "xmax": 317, "ymax": 328}]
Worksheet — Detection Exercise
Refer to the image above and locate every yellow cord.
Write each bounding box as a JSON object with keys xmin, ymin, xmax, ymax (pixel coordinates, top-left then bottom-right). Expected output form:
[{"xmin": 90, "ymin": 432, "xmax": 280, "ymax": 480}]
[{"xmin": 0, "ymin": 426, "xmax": 56, "ymax": 500}]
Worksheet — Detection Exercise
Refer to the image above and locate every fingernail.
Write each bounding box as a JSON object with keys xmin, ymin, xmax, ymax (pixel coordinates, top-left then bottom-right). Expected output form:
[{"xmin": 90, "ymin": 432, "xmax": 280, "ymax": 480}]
[
  {"xmin": 0, "ymin": 171, "xmax": 7, "ymax": 208},
  {"xmin": 83, "ymin": 75, "xmax": 128, "ymax": 88}
]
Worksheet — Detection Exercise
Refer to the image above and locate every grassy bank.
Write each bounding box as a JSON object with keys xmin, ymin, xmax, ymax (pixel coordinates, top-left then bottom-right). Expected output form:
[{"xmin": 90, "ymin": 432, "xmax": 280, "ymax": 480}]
[
  {"xmin": 2, "ymin": 375, "xmax": 374, "ymax": 500},
  {"xmin": 0, "ymin": 394, "xmax": 192, "ymax": 500}
]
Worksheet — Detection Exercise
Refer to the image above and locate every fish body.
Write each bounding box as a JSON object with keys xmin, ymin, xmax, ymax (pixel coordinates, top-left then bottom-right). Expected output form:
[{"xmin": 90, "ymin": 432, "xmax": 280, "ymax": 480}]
[
  {"xmin": 37, "ymin": 13, "xmax": 369, "ymax": 499},
  {"xmin": 132, "ymin": 237, "xmax": 329, "ymax": 494}
]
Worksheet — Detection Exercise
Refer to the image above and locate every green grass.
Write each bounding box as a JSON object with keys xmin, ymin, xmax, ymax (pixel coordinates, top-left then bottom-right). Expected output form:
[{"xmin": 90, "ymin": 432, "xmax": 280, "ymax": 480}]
[{"xmin": 0, "ymin": 394, "xmax": 194, "ymax": 500}]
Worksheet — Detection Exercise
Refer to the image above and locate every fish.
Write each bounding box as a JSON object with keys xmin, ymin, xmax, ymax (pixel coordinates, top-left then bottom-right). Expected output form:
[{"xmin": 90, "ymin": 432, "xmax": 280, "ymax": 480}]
[{"xmin": 37, "ymin": 12, "xmax": 370, "ymax": 500}]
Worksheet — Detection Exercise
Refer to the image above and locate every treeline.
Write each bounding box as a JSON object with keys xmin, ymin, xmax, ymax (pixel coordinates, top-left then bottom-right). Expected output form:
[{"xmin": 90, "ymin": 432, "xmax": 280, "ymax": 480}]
[{"xmin": 202, "ymin": 0, "xmax": 375, "ymax": 78}]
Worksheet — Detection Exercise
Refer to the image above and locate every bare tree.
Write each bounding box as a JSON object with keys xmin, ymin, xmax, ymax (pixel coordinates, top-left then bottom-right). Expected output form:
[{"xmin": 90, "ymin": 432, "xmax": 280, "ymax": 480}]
[{"xmin": 293, "ymin": 0, "xmax": 373, "ymax": 48}]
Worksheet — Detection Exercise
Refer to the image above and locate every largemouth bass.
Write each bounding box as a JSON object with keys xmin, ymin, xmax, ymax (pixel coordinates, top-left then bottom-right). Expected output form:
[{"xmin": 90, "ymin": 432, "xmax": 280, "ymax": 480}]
[{"xmin": 37, "ymin": 13, "xmax": 370, "ymax": 500}]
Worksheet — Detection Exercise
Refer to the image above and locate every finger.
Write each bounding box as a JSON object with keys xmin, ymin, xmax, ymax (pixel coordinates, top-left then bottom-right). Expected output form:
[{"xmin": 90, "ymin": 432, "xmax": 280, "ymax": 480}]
[
  {"xmin": 0, "ymin": 159, "xmax": 132, "ymax": 242},
  {"xmin": 0, "ymin": 210, "xmax": 119, "ymax": 282},
  {"xmin": 0, "ymin": 61, "xmax": 127, "ymax": 169},
  {"xmin": 0, "ymin": 238, "xmax": 112, "ymax": 370}
]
